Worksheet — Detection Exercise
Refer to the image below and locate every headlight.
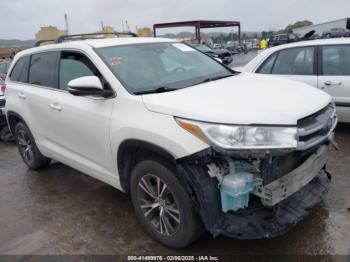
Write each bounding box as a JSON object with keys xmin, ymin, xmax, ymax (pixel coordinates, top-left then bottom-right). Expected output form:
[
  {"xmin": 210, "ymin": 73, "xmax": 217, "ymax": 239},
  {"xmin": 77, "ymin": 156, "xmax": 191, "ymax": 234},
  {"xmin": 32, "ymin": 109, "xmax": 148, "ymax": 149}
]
[{"xmin": 176, "ymin": 118, "xmax": 297, "ymax": 149}]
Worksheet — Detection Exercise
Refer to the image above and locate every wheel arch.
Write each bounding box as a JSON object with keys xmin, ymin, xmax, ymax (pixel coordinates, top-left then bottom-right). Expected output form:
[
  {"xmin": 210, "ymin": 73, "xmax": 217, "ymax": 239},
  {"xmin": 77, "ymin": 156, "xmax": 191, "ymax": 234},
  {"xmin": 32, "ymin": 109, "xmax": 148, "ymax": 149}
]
[
  {"xmin": 6, "ymin": 111, "xmax": 27, "ymax": 135},
  {"xmin": 117, "ymin": 139, "xmax": 178, "ymax": 193}
]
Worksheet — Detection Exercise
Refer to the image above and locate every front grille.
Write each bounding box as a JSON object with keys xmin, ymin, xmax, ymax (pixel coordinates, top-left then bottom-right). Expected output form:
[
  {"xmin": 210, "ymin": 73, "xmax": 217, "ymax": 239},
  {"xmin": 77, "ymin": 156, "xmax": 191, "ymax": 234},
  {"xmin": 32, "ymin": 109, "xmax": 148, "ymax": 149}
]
[{"xmin": 297, "ymin": 103, "xmax": 337, "ymax": 150}]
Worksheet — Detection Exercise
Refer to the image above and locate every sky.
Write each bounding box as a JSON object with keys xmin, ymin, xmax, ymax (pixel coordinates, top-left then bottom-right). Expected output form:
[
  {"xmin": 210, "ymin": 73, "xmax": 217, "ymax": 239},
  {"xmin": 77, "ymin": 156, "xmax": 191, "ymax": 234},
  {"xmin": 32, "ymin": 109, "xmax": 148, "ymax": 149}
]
[{"xmin": 1, "ymin": 0, "xmax": 350, "ymax": 40}]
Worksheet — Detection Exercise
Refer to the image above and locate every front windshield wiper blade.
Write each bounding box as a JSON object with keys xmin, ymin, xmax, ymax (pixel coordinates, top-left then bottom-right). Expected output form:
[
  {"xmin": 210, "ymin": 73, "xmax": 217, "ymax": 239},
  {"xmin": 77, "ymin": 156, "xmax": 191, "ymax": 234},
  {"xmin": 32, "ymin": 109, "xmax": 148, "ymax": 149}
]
[
  {"xmin": 194, "ymin": 74, "xmax": 234, "ymax": 86},
  {"xmin": 134, "ymin": 86, "xmax": 179, "ymax": 95}
]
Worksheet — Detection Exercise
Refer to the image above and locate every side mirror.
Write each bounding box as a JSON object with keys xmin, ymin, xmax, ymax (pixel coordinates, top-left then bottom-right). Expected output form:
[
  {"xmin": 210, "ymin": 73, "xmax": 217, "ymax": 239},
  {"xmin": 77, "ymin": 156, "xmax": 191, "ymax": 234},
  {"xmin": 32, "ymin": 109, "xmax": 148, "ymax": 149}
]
[{"xmin": 68, "ymin": 76, "xmax": 113, "ymax": 97}]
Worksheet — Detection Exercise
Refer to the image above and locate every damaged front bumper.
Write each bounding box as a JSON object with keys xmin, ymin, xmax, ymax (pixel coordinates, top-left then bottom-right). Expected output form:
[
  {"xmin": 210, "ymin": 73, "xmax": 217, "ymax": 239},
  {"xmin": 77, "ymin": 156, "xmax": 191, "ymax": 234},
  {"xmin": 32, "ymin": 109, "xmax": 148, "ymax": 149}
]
[{"xmin": 176, "ymin": 144, "xmax": 331, "ymax": 239}]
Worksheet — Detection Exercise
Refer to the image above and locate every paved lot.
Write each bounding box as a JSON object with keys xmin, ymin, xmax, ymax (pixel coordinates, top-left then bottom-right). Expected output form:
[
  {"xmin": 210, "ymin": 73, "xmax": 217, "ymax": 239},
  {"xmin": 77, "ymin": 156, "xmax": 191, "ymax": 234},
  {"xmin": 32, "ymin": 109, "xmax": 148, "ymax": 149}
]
[
  {"xmin": 0, "ymin": 51, "xmax": 349, "ymax": 255},
  {"xmin": 0, "ymin": 124, "xmax": 349, "ymax": 255}
]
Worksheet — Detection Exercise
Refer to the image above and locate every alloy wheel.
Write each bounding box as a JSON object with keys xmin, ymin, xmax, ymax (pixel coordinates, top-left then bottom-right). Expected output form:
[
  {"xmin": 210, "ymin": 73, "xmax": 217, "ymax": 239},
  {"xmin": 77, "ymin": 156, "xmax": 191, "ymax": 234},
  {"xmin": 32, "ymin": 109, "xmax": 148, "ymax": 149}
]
[
  {"xmin": 17, "ymin": 129, "xmax": 34, "ymax": 164},
  {"xmin": 137, "ymin": 174, "xmax": 181, "ymax": 236}
]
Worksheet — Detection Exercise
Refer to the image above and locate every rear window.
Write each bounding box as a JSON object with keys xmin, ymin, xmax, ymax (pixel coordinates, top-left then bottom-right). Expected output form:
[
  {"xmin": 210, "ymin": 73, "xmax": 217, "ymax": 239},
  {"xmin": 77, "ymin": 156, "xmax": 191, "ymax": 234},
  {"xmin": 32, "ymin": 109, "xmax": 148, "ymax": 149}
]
[
  {"xmin": 9, "ymin": 57, "xmax": 30, "ymax": 83},
  {"xmin": 29, "ymin": 52, "xmax": 58, "ymax": 88}
]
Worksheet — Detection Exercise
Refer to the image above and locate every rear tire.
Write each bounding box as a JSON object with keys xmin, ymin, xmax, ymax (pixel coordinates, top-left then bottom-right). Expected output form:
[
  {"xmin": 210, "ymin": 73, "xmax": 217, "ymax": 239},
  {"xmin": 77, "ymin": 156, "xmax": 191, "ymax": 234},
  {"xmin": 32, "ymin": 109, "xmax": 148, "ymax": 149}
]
[
  {"xmin": 130, "ymin": 158, "xmax": 203, "ymax": 248},
  {"xmin": 14, "ymin": 122, "xmax": 51, "ymax": 170}
]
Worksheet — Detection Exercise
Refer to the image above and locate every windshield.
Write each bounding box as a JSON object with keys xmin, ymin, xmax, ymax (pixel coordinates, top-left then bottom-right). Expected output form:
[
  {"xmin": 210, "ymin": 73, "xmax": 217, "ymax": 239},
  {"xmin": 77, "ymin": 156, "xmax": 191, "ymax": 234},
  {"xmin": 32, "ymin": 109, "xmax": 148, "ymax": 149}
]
[{"xmin": 97, "ymin": 42, "xmax": 233, "ymax": 94}]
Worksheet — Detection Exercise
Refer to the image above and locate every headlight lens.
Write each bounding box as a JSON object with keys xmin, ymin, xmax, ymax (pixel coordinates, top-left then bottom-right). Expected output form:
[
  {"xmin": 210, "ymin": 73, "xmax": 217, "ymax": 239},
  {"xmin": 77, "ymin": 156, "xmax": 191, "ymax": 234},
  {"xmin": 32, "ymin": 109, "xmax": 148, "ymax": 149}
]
[{"xmin": 176, "ymin": 118, "xmax": 297, "ymax": 149}]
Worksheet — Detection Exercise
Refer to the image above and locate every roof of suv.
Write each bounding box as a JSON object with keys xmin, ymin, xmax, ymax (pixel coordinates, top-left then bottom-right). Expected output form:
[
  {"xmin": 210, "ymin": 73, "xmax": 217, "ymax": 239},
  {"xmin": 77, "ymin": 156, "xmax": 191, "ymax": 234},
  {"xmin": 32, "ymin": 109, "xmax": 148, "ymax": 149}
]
[{"xmin": 17, "ymin": 37, "xmax": 174, "ymax": 57}]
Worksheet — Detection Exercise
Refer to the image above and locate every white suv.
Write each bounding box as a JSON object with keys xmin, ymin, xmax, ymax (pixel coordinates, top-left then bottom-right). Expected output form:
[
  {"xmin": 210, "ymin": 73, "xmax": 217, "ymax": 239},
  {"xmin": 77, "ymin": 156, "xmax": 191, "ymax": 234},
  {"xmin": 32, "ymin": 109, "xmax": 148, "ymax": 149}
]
[{"xmin": 4, "ymin": 35, "xmax": 337, "ymax": 248}]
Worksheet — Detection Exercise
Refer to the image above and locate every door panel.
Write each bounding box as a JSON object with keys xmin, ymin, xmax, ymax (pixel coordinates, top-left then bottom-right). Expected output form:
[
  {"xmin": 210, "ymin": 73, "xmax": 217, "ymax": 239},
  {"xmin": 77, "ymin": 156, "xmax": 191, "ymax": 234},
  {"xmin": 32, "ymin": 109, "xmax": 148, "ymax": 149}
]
[
  {"xmin": 50, "ymin": 92, "xmax": 115, "ymax": 182},
  {"xmin": 7, "ymin": 54, "xmax": 59, "ymax": 156},
  {"xmin": 274, "ymin": 75, "xmax": 318, "ymax": 88},
  {"xmin": 318, "ymin": 45, "xmax": 350, "ymax": 122},
  {"xmin": 52, "ymin": 51, "xmax": 116, "ymax": 183}
]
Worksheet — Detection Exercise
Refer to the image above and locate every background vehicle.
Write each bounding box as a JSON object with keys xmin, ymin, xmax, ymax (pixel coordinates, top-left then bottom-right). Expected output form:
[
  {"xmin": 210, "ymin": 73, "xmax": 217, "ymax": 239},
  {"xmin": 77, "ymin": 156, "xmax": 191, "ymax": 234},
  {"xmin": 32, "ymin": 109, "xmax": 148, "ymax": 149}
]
[
  {"xmin": 0, "ymin": 78, "xmax": 12, "ymax": 141},
  {"xmin": 268, "ymin": 34, "xmax": 299, "ymax": 47},
  {"xmin": 225, "ymin": 43, "xmax": 248, "ymax": 54},
  {"xmin": 190, "ymin": 43, "xmax": 233, "ymax": 65},
  {"xmin": 322, "ymin": 28, "xmax": 348, "ymax": 38},
  {"xmin": 242, "ymin": 38, "xmax": 350, "ymax": 122},
  {"xmin": 5, "ymin": 35, "xmax": 336, "ymax": 248},
  {"xmin": 0, "ymin": 60, "xmax": 11, "ymax": 81}
]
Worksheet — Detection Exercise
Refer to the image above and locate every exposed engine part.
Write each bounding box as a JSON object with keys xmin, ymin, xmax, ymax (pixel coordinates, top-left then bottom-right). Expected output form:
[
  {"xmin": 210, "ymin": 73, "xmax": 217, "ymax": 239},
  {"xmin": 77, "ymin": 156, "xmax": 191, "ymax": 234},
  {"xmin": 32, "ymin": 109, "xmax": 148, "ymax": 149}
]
[
  {"xmin": 176, "ymin": 145, "xmax": 331, "ymax": 239},
  {"xmin": 251, "ymin": 145, "xmax": 328, "ymax": 206},
  {"xmin": 207, "ymin": 162, "xmax": 224, "ymax": 183},
  {"xmin": 208, "ymin": 157, "xmax": 258, "ymax": 212},
  {"xmin": 220, "ymin": 169, "xmax": 255, "ymax": 212}
]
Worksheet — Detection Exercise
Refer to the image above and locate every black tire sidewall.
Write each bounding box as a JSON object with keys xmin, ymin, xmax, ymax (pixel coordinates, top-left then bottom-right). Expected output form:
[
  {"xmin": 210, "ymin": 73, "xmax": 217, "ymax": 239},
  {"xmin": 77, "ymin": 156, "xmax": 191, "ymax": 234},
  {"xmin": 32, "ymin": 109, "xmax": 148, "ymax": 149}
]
[
  {"xmin": 130, "ymin": 159, "xmax": 201, "ymax": 248},
  {"xmin": 14, "ymin": 122, "xmax": 49, "ymax": 169}
]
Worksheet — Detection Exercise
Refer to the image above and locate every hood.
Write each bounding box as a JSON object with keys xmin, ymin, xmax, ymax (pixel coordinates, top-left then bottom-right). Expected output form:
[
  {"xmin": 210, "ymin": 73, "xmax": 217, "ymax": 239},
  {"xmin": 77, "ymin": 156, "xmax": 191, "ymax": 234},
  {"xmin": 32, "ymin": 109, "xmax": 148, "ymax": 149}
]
[{"xmin": 141, "ymin": 73, "xmax": 331, "ymax": 125}]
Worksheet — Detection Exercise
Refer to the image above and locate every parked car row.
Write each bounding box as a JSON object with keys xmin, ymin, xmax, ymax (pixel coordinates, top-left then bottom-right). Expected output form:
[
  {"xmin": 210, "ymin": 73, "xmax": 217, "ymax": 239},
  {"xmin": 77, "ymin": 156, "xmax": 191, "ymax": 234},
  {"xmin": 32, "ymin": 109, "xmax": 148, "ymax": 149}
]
[
  {"xmin": 269, "ymin": 28, "xmax": 350, "ymax": 47},
  {"xmin": 3, "ymin": 34, "xmax": 336, "ymax": 248},
  {"xmin": 190, "ymin": 43, "xmax": 233, "ymax": 65}
]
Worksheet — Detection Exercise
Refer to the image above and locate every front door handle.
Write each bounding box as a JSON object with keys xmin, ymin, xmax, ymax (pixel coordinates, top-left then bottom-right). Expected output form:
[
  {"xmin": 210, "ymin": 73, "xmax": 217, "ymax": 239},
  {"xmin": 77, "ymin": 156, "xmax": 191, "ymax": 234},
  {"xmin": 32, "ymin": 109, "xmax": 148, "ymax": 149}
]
[
  {"xmin": 18, "ymin": 92, "xmax": 26, "ymax": 99},
  {"xmin": 324, "ymin": 81, "xmax": 342, "ymax": 86},
  {"xmin": 50, "ymin": 103, "xmax": 62, "ymax": 112}
]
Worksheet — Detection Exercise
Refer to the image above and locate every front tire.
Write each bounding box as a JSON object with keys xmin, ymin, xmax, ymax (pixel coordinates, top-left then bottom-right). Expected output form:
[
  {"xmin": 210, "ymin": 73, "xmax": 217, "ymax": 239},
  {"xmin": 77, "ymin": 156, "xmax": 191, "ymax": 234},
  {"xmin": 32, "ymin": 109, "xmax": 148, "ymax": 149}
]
[
  {"xmin": 14, "ymin": 122, "xmax": 50, "ymax": 170},
  {"xmin": 130, "ymin": 159, "xmax": 203, "ymax": 248}
]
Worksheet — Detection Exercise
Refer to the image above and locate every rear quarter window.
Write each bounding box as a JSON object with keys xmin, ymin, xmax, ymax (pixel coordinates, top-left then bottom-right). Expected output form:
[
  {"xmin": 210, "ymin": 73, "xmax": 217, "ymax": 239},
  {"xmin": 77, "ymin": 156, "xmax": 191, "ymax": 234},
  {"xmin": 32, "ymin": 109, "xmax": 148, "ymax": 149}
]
[
  {"xmin": 28, "ymin": 51, "xmax": 58, "ymax": 88},
  {"xmin": 9, "ymin": 56, "xmax": 30, "ymax": 83}
]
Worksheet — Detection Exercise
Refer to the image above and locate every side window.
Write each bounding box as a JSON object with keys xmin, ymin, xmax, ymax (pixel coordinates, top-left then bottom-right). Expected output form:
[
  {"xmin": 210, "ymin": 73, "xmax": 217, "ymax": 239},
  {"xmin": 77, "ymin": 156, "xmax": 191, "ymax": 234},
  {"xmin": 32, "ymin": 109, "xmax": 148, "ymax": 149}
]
[
  {"xmin": 5, "ymin": 63, "xmax": 10, "ymax": 74},
  {"xmin": 272, "ymin": 47, "xmax": 315, "ymax": 75},
  {"xmin": 59, "ymin": 52, "xmax": 100, "ymax": 90},
  {"xmin": 256, "ymin": 53, "xmax": 278, "ymax": 74},
  {"xmin": 9, "ymin": 56, "xmax": 30, "ymax": 83},
  {"xmin": 321, "ymin": 45, "xmax": 350, "ymax": 76},
  {"xmin": 29, "ymin": 52, "xmax": 58, "ymax": 88},
  {"xmin": 0, "ymin": 64, "xmax": 5, "ymax": 74}
]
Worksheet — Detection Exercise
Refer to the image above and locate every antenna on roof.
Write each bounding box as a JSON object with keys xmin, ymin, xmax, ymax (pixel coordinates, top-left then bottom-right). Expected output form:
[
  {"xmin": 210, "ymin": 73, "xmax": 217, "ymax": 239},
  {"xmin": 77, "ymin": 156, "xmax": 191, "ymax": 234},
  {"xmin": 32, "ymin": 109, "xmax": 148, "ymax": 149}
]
[{"xmin": 64, "ymin": 13, "xmax": 70, "ymax": 35}]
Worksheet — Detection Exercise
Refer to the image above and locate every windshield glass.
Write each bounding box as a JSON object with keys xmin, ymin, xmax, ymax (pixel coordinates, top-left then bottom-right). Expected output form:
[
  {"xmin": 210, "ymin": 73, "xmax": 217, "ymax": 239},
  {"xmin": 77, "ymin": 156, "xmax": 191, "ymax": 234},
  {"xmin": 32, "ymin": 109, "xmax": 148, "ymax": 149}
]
[{"xmin": 97, "ymin": 42, "xmax": 233, "ymax": 94}]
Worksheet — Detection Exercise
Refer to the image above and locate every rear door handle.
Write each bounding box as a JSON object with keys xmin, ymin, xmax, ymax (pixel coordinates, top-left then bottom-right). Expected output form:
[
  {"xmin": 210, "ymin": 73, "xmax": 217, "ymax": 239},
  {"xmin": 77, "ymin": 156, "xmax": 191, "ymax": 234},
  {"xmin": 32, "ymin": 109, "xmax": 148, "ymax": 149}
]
[
  {"xmin": 50, "ymin": 103, "xmax": 62, "ymax": 112},
  {"xmin": 324, "ymin": 81, "xmax": 342, "ymax": 86},
  {"xmin": 18, "ymin": 92, "xmax": 26, "ymax": 99}
]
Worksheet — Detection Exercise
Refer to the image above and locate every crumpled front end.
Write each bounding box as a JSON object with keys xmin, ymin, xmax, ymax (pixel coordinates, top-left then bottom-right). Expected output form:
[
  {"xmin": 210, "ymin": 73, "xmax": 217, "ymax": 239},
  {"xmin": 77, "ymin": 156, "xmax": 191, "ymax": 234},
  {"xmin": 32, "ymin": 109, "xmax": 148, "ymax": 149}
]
[
  {"xmin": 176, "ymin": 144, "xmax": 331, "ymax": 239},
  {"xmin": 175, "ymin": 102, "xmax": 337, "ymax": 239}
]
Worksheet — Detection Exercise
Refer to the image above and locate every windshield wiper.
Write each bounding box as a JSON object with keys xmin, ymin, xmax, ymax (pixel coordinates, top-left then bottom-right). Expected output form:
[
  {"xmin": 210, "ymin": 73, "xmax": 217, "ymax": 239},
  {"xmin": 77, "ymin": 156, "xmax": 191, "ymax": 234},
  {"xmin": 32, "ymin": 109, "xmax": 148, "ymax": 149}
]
[
  {"xmin": 194, "ymin": 74, "xmax": 234, "ymax": 86},
  {"xmin": 134, "ymin": 86, "xmax": 179, "ymax": 95}
]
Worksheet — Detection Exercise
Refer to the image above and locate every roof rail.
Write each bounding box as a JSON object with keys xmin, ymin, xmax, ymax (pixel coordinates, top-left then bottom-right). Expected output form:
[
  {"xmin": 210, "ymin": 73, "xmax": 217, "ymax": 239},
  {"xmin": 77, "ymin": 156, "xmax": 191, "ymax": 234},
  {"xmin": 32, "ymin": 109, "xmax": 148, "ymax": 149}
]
[
  {"xmin": 55, "ymin": 32, "xmax": 138, "ymax": 43},
  {"xmin": 34, "ymin": 39, "xmax": 56, "ymax": 47}
]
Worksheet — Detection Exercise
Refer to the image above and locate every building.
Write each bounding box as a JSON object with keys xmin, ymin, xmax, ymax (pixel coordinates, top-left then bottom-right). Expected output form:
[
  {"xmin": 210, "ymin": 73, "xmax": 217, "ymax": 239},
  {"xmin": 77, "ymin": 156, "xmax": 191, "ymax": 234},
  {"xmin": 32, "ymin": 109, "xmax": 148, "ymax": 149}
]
[
  {"xmin": 99, "ymin": 26, "xmax": 116, "ymax": 34},
  {"xmin": 35, "ymin": 26, "xmax": 67, "ymax": 41},
  {"xmin": 293, "ymin": 18, "xmax": 350, "ymax": 36},
  {"xmin": 137, "ymin": 27, "xmax": 152, "ymax": 37}
]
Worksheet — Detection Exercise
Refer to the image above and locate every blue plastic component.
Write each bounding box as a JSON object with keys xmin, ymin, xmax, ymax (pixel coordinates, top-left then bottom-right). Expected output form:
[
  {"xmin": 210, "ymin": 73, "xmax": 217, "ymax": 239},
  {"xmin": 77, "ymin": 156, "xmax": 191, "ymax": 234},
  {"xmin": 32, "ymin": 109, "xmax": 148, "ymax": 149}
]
[{"xmin": 220, "ymin": 170, "xmax": 255, "ymax": 212}]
